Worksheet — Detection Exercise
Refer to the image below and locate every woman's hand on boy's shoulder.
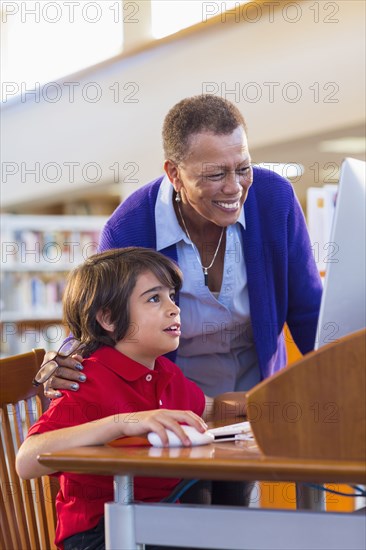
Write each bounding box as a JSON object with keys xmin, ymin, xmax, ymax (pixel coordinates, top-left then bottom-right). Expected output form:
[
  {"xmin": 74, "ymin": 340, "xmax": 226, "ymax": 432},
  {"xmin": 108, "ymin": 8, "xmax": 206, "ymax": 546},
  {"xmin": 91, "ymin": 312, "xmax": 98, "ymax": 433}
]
[
  {"xmin": 119, "ymin": 409, "xmax": 207, "ymax": 447},
  {"xmin": 42, "ymin": 351, "xmax": 86, "ymax": 399}
]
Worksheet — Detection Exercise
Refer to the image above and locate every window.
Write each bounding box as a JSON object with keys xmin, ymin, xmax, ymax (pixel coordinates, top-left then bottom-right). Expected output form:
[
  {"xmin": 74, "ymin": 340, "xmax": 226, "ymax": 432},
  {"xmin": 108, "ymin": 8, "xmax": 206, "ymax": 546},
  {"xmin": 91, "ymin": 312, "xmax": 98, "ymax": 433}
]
[
  {"xmin": 151, "ymin": 1, "xmax": 249, "ymax": 39},
  {"xmin": 1, "ymin": 1, "xmax": 123, "ymax": 102}
]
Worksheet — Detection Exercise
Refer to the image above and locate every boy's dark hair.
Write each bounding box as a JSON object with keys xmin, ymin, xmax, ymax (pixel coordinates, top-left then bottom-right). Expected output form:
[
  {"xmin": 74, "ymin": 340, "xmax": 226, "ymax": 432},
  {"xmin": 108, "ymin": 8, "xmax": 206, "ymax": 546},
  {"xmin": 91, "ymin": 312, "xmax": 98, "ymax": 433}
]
[
  {"xmin": 63, "ymin": 247, "xmax": 183, "ymax": 355},
  {"xmin": 162, "ymin": 94, "xmax": 248, "ymax": 164}
]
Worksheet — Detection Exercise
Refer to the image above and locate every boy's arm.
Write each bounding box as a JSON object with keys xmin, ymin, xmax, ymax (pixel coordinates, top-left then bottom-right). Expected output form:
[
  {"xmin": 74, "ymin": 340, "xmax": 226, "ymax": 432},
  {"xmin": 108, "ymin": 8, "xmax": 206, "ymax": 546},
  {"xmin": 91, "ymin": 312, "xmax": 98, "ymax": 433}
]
[
  {"xmin": 16, "ymin": 409, "xmax": 207, "ymax": 480},
  {"xmin": 202, "ymin": 392, "xmax": 247, "ymax": 423}
]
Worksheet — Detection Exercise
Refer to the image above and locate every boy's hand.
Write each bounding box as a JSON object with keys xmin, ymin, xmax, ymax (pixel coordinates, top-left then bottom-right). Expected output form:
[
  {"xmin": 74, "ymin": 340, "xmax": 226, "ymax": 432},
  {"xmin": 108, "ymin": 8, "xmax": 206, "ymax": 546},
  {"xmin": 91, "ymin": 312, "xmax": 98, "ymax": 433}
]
[
  {"xmin": 41, "ymin": 351, "xmax": 86, "ymax": 399},
  {"xmin": 120, "ymin": 409, "xmax": 207, "ymax": 447}
]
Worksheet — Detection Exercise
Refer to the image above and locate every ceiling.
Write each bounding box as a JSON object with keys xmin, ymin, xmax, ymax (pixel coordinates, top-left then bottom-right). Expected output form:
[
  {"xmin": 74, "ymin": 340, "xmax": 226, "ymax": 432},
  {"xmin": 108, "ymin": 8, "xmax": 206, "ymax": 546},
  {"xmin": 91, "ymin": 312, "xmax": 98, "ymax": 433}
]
[{"xmin": 250, "ymin": 122, "xmax": 365, "ymax": 207}]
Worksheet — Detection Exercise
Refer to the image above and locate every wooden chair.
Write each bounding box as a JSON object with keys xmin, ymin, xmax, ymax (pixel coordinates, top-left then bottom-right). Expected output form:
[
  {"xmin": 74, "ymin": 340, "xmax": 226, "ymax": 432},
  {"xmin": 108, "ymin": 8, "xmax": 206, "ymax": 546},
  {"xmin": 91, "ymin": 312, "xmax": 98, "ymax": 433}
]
[{"xmin": 0, "ymin": 349, "xmax": 58, "ymax": 550}]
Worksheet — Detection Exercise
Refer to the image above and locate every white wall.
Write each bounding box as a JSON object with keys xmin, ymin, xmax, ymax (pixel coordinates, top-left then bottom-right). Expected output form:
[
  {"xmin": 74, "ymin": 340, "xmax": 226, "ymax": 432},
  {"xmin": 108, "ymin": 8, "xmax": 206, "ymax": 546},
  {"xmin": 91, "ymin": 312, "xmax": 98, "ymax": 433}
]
[{"xmin": 2, "ymin": 0, "xmax": 365, "ymax": 208}]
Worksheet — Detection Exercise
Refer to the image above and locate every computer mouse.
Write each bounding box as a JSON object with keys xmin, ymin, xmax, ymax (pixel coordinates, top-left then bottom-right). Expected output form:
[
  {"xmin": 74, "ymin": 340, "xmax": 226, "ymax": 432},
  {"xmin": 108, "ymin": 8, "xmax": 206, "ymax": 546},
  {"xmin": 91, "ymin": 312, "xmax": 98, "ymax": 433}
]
[{"xmin": 147, "ymin": 425, "xmax": 215, "ymax": 448}]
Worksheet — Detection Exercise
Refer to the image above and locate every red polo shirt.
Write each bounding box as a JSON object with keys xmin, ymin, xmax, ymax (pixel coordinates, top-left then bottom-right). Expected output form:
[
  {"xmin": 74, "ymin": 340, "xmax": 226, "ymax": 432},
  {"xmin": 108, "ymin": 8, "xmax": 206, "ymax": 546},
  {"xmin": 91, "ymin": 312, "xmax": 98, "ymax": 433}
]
[{"xmin": 27, "ymin": 346, "xmax": 205, "ymax": 548}]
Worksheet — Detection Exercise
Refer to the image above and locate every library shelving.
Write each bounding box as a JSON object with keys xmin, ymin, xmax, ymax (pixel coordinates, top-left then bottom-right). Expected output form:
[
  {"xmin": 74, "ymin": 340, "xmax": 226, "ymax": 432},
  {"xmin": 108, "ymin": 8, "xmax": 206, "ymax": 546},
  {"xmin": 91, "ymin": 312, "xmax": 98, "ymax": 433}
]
[{"xmin": 1, "ymin": 214, "xmax": 108, "ymax": 356}]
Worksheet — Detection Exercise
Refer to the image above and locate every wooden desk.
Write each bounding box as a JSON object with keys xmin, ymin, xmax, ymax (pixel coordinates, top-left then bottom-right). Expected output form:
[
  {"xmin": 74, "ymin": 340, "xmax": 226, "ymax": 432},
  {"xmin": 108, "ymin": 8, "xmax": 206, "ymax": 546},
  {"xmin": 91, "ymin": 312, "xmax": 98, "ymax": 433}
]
[{"xmin": 39, "ymin": 439, "xmax": 366, "ymax": 550}]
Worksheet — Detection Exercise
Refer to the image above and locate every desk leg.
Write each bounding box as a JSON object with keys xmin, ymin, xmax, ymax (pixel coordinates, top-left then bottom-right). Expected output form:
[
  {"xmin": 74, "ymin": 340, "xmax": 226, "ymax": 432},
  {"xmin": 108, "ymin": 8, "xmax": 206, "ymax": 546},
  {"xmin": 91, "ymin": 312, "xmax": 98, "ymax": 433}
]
[
  {"xmin": 105, "ymin": 475, "xmax": 143, "ymax": 550},
  {"xmin": 296, "ymin": 482, "xmax": 325, "ymax": 511}
]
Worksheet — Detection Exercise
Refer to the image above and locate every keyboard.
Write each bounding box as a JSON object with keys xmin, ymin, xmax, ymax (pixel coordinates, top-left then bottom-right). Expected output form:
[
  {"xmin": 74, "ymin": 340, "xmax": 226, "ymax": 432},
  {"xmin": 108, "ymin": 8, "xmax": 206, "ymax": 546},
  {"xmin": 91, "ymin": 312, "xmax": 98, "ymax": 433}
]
[{"xmin": 208, "ymin": 421, "xmax": 253, "ymax": 441}]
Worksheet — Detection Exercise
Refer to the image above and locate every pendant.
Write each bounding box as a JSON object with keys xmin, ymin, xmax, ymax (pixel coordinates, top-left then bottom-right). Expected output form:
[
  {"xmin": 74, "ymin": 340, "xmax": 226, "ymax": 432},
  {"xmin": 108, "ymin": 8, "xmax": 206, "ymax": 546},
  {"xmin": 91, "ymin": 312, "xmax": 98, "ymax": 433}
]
[{"xmin": 203, "ymin": 267, "xmax": 208, "ymax": 286}]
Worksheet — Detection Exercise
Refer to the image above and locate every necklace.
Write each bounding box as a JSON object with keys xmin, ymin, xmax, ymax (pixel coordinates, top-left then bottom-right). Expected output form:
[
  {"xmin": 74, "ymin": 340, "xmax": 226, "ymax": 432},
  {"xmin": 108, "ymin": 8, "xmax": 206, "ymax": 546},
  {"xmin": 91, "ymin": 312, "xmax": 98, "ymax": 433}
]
[{"xmin": 176, "ymin": 201, "xmax": 225, "ymax": 286}]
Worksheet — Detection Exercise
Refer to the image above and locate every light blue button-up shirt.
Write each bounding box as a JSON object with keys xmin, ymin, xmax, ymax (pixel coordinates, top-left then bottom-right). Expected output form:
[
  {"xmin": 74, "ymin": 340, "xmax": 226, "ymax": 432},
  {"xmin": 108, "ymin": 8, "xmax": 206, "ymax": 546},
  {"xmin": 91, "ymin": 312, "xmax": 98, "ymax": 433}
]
[{"xmin": 155, "ymin": 177, "xmax": 260, "ymax": 396}]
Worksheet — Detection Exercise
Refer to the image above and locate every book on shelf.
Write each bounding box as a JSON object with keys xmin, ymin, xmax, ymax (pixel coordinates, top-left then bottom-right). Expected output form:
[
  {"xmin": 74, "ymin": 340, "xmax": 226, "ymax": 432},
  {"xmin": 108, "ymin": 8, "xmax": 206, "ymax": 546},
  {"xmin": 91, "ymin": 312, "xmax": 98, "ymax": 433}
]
[
  {"xmin": 3, "ymin": 228, "xmax": 101, "ymax": 268},
  {"xmin": 1, "ymin": 214, "xmax": 108, "ymax": 356}
]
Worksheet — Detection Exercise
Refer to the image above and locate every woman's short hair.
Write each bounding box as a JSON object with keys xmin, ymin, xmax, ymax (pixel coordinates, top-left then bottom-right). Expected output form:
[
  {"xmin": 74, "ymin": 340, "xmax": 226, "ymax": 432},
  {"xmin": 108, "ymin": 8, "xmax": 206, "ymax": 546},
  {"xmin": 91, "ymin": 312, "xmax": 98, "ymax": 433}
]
[
  {"xmin": 162, "ymin": 94, "xmax": 248, "ymax": 164},
  {"xmin": 63, "ymin": 247, "xmax": 183, "ymax": 355}
]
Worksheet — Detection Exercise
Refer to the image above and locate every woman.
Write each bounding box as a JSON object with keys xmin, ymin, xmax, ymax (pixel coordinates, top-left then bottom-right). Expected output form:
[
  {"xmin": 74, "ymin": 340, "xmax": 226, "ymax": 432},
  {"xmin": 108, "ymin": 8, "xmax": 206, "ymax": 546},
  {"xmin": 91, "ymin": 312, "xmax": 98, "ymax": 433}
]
[{"xmin": 40, "ymin": 94, "xmax": 322, "ymax": 504}]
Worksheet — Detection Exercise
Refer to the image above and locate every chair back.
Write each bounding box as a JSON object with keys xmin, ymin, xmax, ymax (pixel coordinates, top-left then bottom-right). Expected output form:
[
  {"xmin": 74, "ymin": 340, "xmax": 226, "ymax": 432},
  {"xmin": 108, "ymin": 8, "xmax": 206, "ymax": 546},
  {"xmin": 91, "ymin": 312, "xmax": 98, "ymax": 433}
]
[{"xmin": 0, "ymin": 348, "xmax": 58, "ymax": 550}]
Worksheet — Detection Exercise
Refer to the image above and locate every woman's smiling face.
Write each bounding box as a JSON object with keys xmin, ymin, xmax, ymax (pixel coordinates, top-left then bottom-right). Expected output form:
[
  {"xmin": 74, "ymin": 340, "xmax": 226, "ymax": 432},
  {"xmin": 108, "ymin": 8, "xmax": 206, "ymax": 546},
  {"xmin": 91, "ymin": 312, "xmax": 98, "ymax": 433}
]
[{"xmin": 173, "ymin": 126, "xmax": 253, "ymax": 227}]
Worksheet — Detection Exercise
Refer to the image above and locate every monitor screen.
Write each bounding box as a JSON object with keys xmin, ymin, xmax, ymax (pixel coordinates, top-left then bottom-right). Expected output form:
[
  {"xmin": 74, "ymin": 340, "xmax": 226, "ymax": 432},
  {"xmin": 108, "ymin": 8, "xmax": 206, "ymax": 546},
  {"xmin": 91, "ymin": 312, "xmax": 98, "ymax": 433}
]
[{"xmin": 315, "ymin": 157, "xmax": 366, "ymax": 349}]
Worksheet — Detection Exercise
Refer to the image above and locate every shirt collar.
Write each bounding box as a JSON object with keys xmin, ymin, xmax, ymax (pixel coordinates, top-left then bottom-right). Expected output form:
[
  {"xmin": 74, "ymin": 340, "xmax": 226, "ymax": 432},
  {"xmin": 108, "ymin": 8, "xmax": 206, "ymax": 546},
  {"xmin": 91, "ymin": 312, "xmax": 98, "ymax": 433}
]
[
  {"xmin": 155, "ymin": 175, "xmax": 246, "ymax": 251},
  {"xmin": 155, "ymin": 176, "xmax": 185, "ymax": 251},
  {"xmin": 91, "ymin": 346, "xmax": 156, "ymax": 381}
]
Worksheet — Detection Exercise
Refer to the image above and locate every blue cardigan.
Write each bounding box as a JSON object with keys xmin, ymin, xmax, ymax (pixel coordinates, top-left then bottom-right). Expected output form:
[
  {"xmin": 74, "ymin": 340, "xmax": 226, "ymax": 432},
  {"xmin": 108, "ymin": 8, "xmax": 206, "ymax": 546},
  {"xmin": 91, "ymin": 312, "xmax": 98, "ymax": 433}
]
[{"xmin": 99, "ymin": 166, "xmax": 322, "ymax": 381}]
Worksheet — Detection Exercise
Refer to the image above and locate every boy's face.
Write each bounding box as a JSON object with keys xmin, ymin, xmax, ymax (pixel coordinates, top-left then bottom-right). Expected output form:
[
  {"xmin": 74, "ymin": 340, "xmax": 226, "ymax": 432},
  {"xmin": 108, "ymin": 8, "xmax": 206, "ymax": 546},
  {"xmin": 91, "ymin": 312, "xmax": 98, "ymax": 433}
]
[{"xmin": 115, "ymin": 270, "xmax": 181, "ymax": 369}]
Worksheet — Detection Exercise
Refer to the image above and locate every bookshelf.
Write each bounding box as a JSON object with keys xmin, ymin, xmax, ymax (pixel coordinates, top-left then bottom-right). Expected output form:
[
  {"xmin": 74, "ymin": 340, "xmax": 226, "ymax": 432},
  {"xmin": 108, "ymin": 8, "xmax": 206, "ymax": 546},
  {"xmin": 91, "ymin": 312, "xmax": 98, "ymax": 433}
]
[
  {"xmin": 0, "ymin": 214, "xmax": 108, "ymax": 356},
  {"xmin": 306, "ymin": 184, "xmax": 338, "ymax": 278}
]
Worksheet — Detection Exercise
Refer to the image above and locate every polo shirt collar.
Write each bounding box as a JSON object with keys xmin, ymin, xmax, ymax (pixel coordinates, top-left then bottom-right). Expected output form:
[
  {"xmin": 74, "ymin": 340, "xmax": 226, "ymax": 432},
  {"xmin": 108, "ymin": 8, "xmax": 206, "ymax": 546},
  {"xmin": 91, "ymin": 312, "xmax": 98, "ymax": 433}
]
[
  {"xmin": 155, "ymin": 175, "xmax": 246, "ymax": 252},
  {"xmin": 92, "ymin": 346, "xmax": 158, "ymax": 381}
]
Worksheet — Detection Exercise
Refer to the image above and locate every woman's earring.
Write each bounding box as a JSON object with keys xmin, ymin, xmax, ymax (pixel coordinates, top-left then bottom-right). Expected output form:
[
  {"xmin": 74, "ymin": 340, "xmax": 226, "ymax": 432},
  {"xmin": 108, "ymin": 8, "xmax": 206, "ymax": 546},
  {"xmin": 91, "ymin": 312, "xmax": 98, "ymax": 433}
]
[{"xmin": 175, "ymin": 191, "xmax": 181, "ymax": 203}]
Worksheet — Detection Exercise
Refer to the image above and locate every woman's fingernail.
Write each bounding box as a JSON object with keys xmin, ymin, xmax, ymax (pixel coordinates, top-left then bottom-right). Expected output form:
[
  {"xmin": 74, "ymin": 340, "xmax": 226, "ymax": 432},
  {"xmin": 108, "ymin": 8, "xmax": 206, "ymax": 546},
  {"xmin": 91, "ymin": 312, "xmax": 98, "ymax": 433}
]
[
  {"xmin": 75, "ymin": 363, "xmax": 83, "ymax": 371},
  {"xmin": 71, "ymin": 383, "xmax": 79, "ymax": 391},
  {"xmin": 55, "ymin": 392, "xmax": 62, "ymax": 398},
  {"xmin": 78, "ymin": 374, "xmax": 86, "ymax": 382}
]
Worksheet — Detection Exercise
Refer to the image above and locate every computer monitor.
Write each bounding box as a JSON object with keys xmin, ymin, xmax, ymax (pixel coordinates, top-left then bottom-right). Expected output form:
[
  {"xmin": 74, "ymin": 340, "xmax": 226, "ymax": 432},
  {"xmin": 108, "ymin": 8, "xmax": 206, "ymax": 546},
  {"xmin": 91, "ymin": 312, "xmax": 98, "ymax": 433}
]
[{"xmin": 315, "ymin": 157, "xmax": 366, "ymax": 349}]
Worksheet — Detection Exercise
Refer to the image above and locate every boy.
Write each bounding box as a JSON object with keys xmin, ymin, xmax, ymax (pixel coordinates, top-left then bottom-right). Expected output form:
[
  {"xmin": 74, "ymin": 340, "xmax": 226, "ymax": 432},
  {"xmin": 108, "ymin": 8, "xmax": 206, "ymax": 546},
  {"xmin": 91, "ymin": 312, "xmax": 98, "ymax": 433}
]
[{"xmin": 17, "ymin": 247, "xmax": 246, "ymax": 549}]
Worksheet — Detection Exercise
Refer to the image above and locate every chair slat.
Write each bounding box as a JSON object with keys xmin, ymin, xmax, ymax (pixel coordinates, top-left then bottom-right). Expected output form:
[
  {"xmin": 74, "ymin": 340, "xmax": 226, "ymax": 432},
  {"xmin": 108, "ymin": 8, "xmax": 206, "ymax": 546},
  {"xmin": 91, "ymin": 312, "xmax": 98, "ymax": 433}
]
[
  {"xmin": 34, "ymin": 477, "xmax": 50, "ymax": 549},
  {"xmin": 0, "ymin": 435, "xmax": 21, "ymax": 550},
  {"xmin": 0, "ymin": 483, "xmax": 14, "ymax": 550},
  {"xmin": 22, "ymin": 477, "xmax": 41, "ymax": 550}
]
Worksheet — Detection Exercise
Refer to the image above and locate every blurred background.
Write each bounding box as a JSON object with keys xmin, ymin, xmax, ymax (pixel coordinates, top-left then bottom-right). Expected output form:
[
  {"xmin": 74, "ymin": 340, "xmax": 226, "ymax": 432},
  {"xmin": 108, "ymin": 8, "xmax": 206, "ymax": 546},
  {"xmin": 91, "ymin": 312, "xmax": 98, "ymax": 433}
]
[
  {"xmin": 1, "ymin": 0, "xmax": 365, "ymax": 215},
  {"xmin": 1, "ymin": 0, "xmax": 365, "ymax": 356}
]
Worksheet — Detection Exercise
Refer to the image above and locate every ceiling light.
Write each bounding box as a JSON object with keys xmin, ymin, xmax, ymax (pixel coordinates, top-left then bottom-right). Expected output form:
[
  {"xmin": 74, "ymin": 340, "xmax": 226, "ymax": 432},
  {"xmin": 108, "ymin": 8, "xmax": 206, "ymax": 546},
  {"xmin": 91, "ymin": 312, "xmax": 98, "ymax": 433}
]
[{"xmin": 318, "ymin": 137, "xmax": 366, "ymax": 154}]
